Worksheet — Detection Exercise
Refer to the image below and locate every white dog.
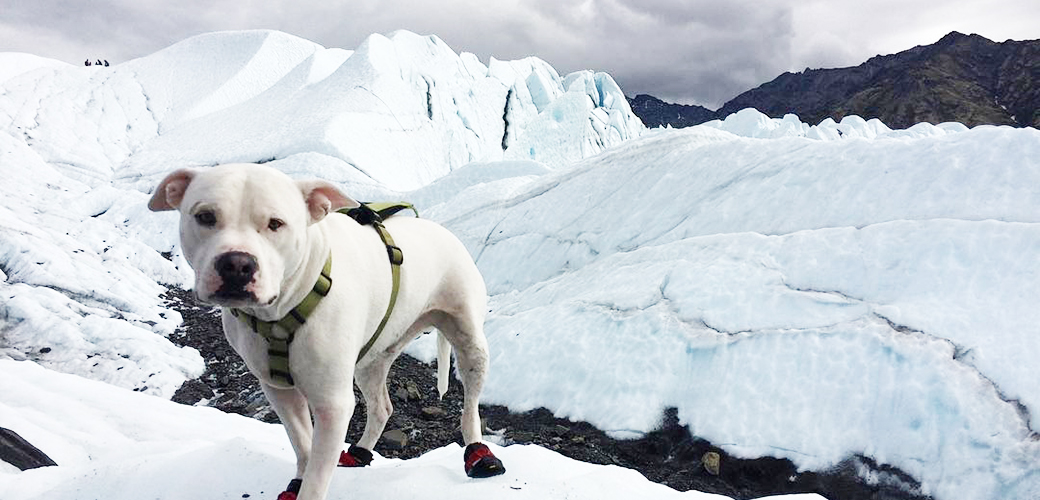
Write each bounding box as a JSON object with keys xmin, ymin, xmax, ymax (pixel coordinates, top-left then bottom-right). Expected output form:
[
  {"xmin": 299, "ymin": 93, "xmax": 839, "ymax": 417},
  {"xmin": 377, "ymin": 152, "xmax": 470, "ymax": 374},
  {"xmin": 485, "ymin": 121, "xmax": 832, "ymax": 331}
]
[{"xmin": 149, "ymin": 163, "xmax": 504, "ymax": 500}]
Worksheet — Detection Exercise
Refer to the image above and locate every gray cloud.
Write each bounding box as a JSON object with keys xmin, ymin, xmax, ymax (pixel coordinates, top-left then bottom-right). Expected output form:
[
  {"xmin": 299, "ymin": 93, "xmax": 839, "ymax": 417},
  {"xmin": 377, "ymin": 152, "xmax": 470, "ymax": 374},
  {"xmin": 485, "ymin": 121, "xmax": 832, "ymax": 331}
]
[
  {"xmin": 512, "ymin": 0, "xmax": 798, "ymax": 106},
  {"xmin": 2, "ymin": 0, "xmax": 1038, "ymax": 110}
]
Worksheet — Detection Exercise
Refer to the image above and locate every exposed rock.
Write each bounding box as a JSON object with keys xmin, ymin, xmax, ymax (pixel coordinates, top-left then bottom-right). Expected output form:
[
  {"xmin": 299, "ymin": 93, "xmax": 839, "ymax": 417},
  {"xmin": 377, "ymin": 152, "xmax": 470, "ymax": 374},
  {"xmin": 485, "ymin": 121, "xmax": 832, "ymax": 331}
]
[
  {"xmin": 0, "ymin": 427, "xmax": 57, "ymax": 471},
  {"xmin": 381, "ymin": 429, "xmax": 409, "ymax": 449},
  {"xmin": 421, "ymin": 406, "xmax": 447, "ymax": 419},
  {"xmin": 702, "ymin": 451, "xmax": 721, "ymax": 476},
  {"xmin": 626, "ymin": 94, "xmax": 717, "ymax": 128},
  {"xmin": 405, "ymin": 380, "xmax": 422, "ymax": 401}
]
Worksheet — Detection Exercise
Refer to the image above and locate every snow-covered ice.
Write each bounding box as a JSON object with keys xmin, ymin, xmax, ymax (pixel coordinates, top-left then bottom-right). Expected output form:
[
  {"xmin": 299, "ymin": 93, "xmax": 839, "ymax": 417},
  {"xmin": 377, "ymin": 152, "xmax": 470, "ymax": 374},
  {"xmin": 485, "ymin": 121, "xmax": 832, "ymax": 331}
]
[
  {"xmin": 439, "ymin": 124, "xmax": 1040, "ymax": 499},
  {"xmin": 2, "ymin": 29, "xmax": 1039, "ymax": 500}
]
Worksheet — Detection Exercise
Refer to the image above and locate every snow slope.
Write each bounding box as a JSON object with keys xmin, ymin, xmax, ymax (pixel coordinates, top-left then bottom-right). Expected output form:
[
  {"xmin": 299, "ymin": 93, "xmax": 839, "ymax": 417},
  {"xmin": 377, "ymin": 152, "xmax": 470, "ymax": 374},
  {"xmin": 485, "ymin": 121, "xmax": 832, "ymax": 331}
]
[{"xmin": 2, "ymin": 29, "xmax": 1039, "ymax": 500}]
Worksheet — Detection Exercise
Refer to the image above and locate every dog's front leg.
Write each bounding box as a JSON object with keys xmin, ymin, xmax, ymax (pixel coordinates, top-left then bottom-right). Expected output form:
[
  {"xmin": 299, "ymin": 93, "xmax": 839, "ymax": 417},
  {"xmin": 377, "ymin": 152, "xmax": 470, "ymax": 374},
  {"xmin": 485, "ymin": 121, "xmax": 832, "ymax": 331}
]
[
  {"xmin": 296, "ymin": 396, "xmax": 354, "ymax": 500},
  {"xmin": 262, "ymin": 383, "xmax": 314, "ymax": 480}
]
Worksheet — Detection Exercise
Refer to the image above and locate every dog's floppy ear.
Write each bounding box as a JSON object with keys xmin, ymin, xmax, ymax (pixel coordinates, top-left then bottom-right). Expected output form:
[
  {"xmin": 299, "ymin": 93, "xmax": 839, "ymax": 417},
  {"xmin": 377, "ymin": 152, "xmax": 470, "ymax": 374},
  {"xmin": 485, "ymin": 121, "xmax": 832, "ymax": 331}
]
[
  {"xmin": 298, "ymin": 179, "xmax": 360, "ymax": 224},
  {"xmin": 148, "ymin": 168, "xmax": 196, "ymax": 212}
]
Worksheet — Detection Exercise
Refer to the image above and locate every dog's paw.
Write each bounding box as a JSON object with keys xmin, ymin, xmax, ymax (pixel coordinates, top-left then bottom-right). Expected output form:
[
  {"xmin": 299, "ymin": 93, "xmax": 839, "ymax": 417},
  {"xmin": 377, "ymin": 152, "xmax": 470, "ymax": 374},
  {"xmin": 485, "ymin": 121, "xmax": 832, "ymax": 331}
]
[
  {"xmin": 276, "ymin": 478, "xmax": 302, "ymax": 500},
  {"xmin": 464, "ymin": 443, "xmax": 506, "ymax": 478},
  {"xmin": 338, "ymin": 445, "xmax": 373, "ymax": 467}
]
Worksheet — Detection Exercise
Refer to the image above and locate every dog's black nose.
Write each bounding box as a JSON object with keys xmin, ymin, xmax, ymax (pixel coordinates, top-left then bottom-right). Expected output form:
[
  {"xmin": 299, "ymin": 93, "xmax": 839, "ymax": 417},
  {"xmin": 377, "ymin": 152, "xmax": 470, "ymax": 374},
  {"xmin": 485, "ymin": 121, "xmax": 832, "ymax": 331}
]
[{"xmin": 215, "ymin": 251, "xmax": 257, "ymax": 289}]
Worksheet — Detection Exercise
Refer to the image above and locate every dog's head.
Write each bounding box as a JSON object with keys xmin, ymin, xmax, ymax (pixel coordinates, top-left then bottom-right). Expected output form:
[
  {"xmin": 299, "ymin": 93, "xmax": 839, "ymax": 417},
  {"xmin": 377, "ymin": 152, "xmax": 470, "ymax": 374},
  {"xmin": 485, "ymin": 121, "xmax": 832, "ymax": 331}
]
[{"xmin": 148, "ymin": 163, "xmax": 358, "ymax": 308}]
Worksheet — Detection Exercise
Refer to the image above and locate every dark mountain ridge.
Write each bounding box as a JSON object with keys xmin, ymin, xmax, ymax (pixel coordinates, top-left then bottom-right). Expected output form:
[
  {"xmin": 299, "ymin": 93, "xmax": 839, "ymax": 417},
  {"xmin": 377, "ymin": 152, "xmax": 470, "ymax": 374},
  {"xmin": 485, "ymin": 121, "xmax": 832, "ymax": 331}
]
[
  {"xmin": 629, "ymin": 31, "xmax": 1040, "ymax": 129},
  {"xmin": 626, "ymin": 94, "xmax": 716, "ymax": 129}
]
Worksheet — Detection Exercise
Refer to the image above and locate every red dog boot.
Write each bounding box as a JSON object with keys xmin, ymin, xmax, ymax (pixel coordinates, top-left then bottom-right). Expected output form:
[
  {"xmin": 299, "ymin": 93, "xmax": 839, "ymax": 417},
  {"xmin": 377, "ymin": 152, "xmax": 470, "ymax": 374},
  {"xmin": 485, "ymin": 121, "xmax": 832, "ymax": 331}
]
[
  {"xmin": 464, "ymin": 443, "xmax": 506, "ymax": 478},
  {"xmin": 276, "ymin": 478, "xmax": 302, "ymax": 500},
  {"xmin": 338, "ymin": 444, "xmax": 374, "ymax": 467}
]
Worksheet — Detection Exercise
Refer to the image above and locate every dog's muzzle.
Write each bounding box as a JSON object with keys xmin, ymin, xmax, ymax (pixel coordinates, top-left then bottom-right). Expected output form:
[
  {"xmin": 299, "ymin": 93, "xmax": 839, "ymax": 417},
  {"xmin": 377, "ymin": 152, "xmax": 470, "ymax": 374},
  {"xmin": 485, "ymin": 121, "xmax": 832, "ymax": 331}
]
[{"xmin": 212, "ymin": 251, "xmax": 258, "ymax": 301}]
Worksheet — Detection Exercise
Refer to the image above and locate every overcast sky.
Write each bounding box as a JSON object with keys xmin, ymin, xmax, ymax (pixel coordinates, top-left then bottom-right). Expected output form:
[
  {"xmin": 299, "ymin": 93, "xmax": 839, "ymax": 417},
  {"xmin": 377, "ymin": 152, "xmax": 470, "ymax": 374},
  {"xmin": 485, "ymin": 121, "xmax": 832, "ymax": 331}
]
[{"xmin": 2, "ymin": 0, "xmax": 1038, "ymax": 109}]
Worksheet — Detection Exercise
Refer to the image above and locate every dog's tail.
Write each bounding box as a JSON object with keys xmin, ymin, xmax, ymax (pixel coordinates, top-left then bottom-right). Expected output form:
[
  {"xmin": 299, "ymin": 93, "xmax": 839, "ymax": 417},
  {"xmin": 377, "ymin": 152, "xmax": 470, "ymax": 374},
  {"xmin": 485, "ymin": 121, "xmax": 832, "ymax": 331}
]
[{"xmin": 436, "ymin": 331, "xmax": 452, "ymax": 399}]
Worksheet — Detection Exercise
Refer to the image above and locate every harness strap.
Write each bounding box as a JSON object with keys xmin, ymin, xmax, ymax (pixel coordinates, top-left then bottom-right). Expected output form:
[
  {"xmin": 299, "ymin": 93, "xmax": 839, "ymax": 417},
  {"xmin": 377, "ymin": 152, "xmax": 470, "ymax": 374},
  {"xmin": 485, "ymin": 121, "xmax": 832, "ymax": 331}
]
[
  {"xmin": 355, "ymin": 219, "xmax": 403, "ymax": 363},
  {"xmin": 340, "ymin": 203, "xmax": 415, "ymax": 363},
  {"xmin": 231, "ymin": 254, "xmax": 333, "ymax": 386}
]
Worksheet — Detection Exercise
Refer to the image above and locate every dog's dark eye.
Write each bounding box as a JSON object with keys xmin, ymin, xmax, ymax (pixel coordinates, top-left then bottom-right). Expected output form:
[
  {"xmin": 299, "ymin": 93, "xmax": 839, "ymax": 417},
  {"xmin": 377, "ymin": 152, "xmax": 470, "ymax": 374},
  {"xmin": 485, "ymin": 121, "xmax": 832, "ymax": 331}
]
[
  {"xmin": 268, "ymin": 218, "xmax": 285, "ymax": 232},
  {"xmin": 195, "ymin": 211, "xmax": 217, "ymax": 227}
]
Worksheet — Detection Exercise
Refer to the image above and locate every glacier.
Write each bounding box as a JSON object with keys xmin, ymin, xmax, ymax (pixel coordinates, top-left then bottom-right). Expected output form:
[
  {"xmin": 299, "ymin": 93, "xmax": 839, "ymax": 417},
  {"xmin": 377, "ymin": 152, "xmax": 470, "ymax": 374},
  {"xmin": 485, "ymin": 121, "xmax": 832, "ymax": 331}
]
[{"xmin": 2, "ymin": 29, "xmax": 1040, "ymax": 500}]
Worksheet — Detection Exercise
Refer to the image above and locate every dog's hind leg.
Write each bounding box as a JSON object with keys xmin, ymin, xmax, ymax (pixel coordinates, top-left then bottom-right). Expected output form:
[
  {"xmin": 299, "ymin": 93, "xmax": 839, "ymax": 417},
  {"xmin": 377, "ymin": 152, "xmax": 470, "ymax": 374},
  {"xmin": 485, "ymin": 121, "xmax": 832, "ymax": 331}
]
[
  {"xmin": 344, "ymin": 358, "xmax": 394, "ymax": 464},
  {"xmin": 436, "ymin": 312, "xmax": 506, "ymax": 478}
]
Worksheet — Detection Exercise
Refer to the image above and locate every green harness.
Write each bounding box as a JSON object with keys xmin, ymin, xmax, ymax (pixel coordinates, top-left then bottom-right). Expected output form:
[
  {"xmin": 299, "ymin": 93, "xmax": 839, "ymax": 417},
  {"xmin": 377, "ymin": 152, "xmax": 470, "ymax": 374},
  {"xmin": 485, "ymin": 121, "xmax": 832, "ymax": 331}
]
[{"xmin": 230, "ymin": 202, "xmax": 419, "ymax": 387}]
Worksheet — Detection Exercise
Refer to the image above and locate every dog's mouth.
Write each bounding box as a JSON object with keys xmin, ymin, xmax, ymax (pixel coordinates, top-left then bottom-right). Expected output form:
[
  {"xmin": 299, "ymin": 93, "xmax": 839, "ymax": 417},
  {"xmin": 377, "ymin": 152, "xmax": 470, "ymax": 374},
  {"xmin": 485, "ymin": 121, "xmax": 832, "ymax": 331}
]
[
  {"xmin": 203, "ymin": 288, "xmax": 258, "ymax": 307},
  {"xmin": 200, "ymin": 288, "xmax": 279, "ymax": 308}
]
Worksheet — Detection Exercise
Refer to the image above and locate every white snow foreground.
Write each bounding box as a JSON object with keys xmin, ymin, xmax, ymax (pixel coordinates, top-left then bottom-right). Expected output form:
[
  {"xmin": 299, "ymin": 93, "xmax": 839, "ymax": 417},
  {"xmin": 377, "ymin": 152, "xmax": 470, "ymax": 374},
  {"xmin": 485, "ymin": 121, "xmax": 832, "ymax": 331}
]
[
  {"xmin": 1, "ymin": 359, "xmax": 822, "ymax": 500},
  {"xmin": 0, "ymin": 29, "xmax": 643, "ymax": 398}
]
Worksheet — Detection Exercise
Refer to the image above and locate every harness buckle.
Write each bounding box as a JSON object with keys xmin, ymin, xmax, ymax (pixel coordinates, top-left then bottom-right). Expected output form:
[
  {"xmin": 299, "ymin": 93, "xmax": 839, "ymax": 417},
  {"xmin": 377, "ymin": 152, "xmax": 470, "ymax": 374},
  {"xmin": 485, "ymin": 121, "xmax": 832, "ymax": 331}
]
[
  {"xmin": 345, "ymin": 204, "xmax": 381, "ymax": 225},
  {"xmin": 386, "ymin": 244, "xmax": 404, "ymax": 265}
]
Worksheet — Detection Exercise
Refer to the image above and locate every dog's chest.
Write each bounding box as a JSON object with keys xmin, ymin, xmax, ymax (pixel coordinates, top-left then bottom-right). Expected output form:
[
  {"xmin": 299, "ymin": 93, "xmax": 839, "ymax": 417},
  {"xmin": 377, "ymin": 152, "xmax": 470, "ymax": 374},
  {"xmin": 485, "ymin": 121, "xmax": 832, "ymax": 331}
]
[
  {"xmin": 220, "ymin": 314, "xmax": 285, "ymax": 382},
  {"xmin": 220, "ymin": 309, "xmax": 357, "ymax": 389}
]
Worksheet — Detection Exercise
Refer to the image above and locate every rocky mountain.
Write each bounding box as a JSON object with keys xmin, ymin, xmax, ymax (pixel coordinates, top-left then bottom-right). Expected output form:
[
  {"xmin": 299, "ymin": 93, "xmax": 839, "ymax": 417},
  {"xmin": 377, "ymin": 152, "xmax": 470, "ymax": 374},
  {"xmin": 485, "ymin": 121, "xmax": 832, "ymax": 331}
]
[
  {"xmin": 631, "ymin": 31, "xmax": 1040, "ymax": 129},
  {"xmin": 626, "ymin": 94, "xmax": 716, "ymax": 128}
]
